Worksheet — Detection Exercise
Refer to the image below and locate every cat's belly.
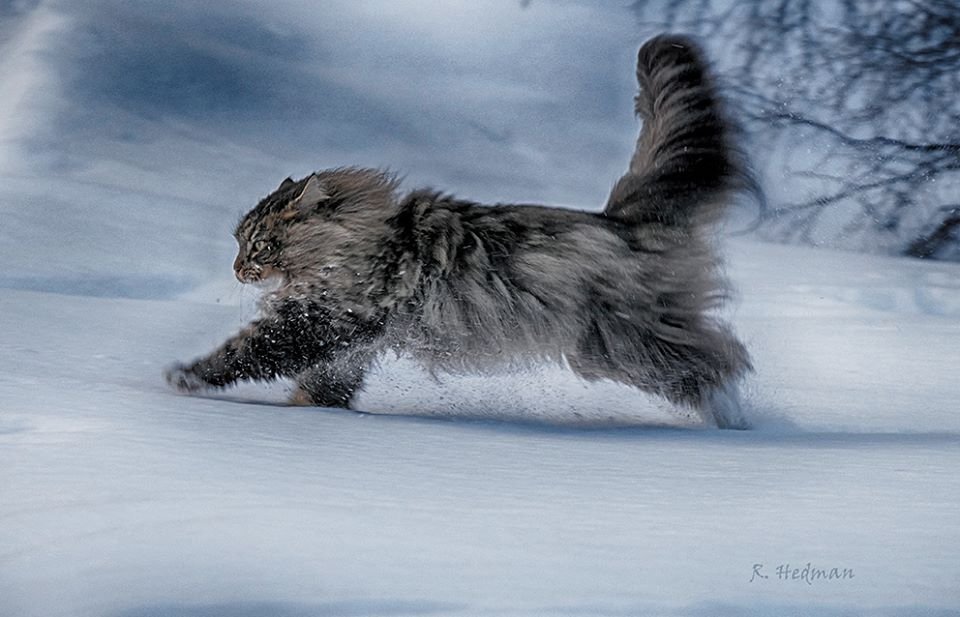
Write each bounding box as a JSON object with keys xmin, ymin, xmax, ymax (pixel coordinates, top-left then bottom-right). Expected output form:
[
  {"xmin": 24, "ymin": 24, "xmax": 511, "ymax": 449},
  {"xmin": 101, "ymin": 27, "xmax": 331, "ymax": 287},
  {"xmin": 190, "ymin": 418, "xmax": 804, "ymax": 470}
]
[{"xmin": 384, "ymin": 319, "xmax": 570, "ymax": 374}]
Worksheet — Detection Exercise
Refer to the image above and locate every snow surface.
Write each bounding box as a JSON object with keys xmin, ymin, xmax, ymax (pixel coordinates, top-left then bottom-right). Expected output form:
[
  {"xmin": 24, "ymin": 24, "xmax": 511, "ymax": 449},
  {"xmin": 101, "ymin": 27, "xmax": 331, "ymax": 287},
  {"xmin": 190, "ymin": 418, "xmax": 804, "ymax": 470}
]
[
  {"xmin": 2, "ymin": 1, "xmax": 960, "ymax": 615},
  {"xmin": 3, "ymin": 220, "xmax": 959, "ymax": 617}
]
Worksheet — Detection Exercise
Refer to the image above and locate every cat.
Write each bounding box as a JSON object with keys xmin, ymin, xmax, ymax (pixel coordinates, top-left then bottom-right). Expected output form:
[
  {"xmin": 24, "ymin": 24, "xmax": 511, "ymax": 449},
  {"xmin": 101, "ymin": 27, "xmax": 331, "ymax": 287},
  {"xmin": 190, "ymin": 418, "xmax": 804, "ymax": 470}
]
[{"xmin": 165, "ymin": 34, "xmax": 753, "ymax": 428}]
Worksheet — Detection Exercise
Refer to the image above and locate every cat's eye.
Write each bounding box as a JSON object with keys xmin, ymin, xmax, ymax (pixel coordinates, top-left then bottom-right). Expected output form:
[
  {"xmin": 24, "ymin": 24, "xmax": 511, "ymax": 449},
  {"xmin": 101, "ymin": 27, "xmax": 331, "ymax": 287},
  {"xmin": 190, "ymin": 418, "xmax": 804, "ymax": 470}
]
[{"xmin": 253, "ymin": 240, "xmax": 267, "ymax": 252}]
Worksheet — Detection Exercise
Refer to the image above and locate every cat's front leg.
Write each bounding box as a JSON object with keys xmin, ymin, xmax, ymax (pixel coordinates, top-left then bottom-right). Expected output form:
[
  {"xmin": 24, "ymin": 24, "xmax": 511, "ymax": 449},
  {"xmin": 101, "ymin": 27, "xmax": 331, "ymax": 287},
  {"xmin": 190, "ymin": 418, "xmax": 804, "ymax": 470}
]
[
  {"xmin": 165, "ymin": 300, "xmax": 371, "ymax": 395},
  {"xmin": 164, "ymin": 326, "xmax": 259, "ymax": 393},
  {"xmin": 165, "ymin": 362, "xmax": 217, "ymax": 393}
]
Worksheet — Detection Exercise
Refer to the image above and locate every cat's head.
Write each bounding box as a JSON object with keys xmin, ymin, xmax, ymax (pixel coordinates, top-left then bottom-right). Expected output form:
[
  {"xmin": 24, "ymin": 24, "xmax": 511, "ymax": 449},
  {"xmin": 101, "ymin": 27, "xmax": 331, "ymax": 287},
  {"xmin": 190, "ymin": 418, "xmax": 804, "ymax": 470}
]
[{"xmin": 233, "ymin": 167, "xmax": 399, "ymax": 285}]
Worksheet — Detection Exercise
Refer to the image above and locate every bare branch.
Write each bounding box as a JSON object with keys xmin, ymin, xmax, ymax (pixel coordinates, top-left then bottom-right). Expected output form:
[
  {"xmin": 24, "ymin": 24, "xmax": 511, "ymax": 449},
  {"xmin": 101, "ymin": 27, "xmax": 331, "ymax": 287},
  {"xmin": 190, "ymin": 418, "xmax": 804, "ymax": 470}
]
[{"xmin": 632, "ymin": 0, "xmax": 960, "ymax": 260}]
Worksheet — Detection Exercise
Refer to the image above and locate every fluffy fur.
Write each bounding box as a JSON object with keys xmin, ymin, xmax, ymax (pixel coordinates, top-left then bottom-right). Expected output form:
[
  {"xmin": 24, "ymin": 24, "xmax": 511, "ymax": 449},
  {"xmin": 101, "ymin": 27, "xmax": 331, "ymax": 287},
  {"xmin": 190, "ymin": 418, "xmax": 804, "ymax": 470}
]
[{"xmin": 165, "ymin": 34, "xmax": 753, "ymax": 427}]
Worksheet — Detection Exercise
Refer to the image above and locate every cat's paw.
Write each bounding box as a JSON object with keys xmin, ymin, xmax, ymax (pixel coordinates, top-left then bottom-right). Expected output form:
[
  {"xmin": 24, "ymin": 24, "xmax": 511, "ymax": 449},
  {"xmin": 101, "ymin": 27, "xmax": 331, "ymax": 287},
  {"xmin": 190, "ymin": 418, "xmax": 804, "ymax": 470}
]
[
  {"xmin": 164, "ymin": 363, "xmax": 208, "ymax": 393},
  {"xmin": 287, "ymin": 387, "xmax": 315, "ymax": 406}
]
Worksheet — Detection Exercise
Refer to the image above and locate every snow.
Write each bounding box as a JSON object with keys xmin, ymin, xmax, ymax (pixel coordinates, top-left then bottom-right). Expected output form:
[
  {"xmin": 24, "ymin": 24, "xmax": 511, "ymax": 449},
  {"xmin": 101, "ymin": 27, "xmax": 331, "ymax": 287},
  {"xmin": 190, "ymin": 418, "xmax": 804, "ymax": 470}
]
[
  {"xmin": 2, "ymin": 1, "xmax": 960, "ymax": 615},
  {"xmin": 2, "ymin": 225, "xmax": 959, "ymax": 617}
]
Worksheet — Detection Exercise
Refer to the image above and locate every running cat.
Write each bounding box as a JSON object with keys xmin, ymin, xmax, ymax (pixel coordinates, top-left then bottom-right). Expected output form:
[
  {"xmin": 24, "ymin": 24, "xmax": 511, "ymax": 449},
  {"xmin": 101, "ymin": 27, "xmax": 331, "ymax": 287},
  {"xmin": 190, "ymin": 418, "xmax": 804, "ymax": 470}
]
[{"xmin": 166, "ymin": 34, "xmax": 753, "ymax": 427}]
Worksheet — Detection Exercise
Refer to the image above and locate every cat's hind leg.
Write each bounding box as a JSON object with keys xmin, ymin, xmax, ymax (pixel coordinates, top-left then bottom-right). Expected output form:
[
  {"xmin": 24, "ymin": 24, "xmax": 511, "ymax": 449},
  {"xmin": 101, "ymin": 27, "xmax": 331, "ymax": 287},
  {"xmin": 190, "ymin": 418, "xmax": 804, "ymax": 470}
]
[
  {"xmin": 288, "ymin": 347, "xmax": 377, "ymax": 409},
  {"xmin": 566, "ymin": 320, "xmax": 750, "ymax": 428}
]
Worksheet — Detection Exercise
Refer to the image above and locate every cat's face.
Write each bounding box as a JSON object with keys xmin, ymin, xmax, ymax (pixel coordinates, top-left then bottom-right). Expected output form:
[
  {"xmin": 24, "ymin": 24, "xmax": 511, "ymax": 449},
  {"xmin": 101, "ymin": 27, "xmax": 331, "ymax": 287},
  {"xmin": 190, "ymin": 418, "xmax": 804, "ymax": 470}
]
[
  {"xmin": 233, "ymin": 169, "xmax": 397, "ymax": 286},
  {"xmin": 232, "ymin": 227, "xmax": 282, "ymax": 284},
  {"xmin": 233, "ymin": 176, "xmax": 311, "ymax": 284}
]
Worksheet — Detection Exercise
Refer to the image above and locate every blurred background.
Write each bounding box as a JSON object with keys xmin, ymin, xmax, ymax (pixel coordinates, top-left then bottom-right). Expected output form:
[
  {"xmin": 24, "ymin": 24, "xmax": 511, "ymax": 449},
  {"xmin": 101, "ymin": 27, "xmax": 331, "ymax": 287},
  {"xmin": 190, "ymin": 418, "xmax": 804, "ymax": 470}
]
[
  {"xmin": 1, "ymin": 0, "xmax": 639, "ymax": 292},
  {"xmin": 632, "ymin": 0, "xmax": 960, "ymax": 261},
  {"xmin": 2, "ymin": 0, "xmax": 957, "ymax": 297}
]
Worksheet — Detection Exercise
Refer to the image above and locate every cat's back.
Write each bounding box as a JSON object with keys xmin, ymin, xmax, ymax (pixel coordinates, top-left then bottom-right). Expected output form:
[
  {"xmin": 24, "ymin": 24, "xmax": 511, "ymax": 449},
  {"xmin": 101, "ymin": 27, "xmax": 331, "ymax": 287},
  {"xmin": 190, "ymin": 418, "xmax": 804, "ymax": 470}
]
[
  {"xmin": 400, "ymin": 198, "xmax": 654, "ymax": 363},
  {"xmin": 453, "ymin": 202, "xmax": 656, "ymax": 291}
]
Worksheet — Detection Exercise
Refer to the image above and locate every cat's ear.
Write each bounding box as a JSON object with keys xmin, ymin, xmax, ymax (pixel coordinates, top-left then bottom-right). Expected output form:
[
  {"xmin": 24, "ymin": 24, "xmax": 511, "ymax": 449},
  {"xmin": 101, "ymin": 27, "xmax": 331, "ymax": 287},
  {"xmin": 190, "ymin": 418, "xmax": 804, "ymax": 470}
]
[
  {"xmin": 283, "ymin": 174, "xmax": 328, "ymax": 219},
  {"xmin": 278, "ymin": 177, "xmax": 296, "ymax": 190},
  {"xmin": 295, "ymin": 174, "xmax": 329, "ymax": 205}
]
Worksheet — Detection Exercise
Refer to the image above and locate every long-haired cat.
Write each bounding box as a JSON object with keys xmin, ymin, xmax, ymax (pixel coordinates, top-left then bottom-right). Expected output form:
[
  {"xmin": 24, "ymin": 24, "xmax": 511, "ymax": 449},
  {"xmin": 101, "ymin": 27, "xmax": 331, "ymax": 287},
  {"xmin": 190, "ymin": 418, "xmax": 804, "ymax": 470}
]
[{"xmin": 166, "ymin": 34, "xmax": 753, "ymax": 428}]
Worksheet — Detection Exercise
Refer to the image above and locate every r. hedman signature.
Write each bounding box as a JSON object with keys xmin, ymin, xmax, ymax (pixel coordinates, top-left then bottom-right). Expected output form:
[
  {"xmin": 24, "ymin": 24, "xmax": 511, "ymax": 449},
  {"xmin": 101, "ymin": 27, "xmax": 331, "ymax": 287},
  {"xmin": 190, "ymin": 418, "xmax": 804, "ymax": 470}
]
[{"xmin": 750, "ymin": 563, "xmax": 855, "ymax": 585}]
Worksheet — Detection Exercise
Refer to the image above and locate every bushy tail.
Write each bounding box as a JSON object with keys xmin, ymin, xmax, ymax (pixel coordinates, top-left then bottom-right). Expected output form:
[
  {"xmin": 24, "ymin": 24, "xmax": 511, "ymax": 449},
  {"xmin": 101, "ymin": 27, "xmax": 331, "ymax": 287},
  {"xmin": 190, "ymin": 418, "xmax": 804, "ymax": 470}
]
[{"xmin": 604, "ymin": 34, "xmax": 749, "ymax": 225}]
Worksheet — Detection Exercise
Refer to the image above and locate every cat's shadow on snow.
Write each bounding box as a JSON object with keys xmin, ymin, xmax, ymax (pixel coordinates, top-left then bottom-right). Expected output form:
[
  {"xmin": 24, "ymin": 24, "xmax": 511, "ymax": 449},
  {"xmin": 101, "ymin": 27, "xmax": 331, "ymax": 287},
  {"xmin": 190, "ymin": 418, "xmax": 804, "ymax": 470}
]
[
  {"xmin": 172, "ymin": 380, "xmax": 800, "ymax": 435},
  {"xmin": 165, "ymin": 388, "xmax": 960, "ymax": 449}
]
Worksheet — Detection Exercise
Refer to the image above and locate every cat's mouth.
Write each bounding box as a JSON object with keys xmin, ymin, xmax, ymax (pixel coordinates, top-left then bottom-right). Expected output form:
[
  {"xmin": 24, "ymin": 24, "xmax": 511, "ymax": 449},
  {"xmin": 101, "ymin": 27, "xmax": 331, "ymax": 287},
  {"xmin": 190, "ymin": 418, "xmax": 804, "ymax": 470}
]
[{"xmin": 236, "ymin": 265, "xmax": 282, "ymax": 285}]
